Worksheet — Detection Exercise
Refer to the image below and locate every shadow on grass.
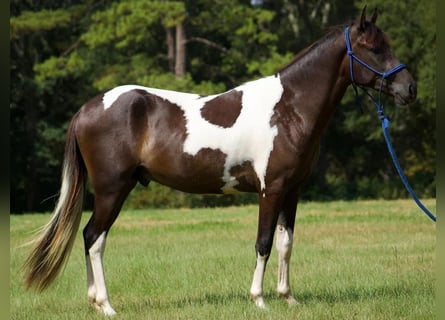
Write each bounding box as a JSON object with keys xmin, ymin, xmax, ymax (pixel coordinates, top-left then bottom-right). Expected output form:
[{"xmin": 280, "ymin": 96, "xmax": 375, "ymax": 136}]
[
  {"xmin": 115, "ymin": 283, "xmax": 434, "ymax": 315},
  {"xmin": 118, "ymin": 291, "xmax": 286, "ymax": 312},
  {"xmin": 166, "ymin": 284, "xmax": 428, "ymax": 307},
  {"xmin": 104, "ymin": 285, "xmax": 434, "ymax": 320},
  {"xmin": 297, "ymin": 283, "xmax": 431, "ymax": 304}
]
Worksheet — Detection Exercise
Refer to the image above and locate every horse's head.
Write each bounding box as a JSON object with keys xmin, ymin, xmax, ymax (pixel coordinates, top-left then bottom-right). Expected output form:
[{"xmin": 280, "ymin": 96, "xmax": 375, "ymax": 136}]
[{"xmin": 344, "ymin": 7, "xmax": 416, "ymax": 105}]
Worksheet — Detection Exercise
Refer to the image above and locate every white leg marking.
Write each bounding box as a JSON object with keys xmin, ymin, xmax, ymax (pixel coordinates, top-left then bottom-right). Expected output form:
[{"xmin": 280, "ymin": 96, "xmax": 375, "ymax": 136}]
[
  {"xmin": 276, "ymin": 224, "xmax": 297, "ymax": 305},
  {"xmin": 89, "ymin": 232, "xmax": 117, "ymax": 316},
  {"xmin": 86, "ymin": 254, "xmax": 96, "ymax": 303},
  {"xmin": 250, "ymin": 254, "xmax": 268, "ymax": 309}
]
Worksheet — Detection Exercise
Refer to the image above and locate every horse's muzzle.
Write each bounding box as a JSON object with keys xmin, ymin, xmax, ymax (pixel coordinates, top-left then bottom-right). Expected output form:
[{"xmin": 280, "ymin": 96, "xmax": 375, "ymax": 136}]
[{"xmin": 392, "ymin": 81, "xmax": 417, "ymax": 106}]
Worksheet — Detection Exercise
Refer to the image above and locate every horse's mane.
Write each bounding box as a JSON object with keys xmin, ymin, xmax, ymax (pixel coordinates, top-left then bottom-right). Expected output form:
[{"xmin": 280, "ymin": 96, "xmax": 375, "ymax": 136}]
[{"xmin": 277, "ymin": 25, "xmax": 346, "ymax": 74}]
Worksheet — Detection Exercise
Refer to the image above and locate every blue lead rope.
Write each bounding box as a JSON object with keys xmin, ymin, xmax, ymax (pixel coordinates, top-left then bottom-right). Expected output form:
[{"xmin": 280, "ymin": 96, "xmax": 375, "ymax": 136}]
[
  {"xmin": 345, "ymin": 26, "xmax": 436, "ymax": 222},
  {"xmin": 379, "ymin": 112, "xmax": 436, "ymax": 222}
]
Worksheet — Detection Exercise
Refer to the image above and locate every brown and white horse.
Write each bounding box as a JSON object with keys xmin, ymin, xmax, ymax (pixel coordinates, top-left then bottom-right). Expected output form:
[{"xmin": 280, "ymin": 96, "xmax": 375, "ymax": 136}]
[{"xmin": 25, "ymin": 8, "xmax": 416, "ymax": 316}]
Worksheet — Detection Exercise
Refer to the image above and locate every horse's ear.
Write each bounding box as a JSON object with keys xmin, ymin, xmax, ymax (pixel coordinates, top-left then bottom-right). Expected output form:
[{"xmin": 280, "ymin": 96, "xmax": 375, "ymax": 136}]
[
  {"xmin": 371, "ymin": 8, "xmax": 378, "ymax": 24},
  {"xmin": 359, "ymin": 5, "xmax": 367, "ymax": 31}
]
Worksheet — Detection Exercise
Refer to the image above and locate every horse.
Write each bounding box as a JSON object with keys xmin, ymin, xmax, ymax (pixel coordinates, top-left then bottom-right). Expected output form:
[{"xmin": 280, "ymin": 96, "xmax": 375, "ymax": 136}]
[{"xmin": 24, "ymin": 7, "xmax": 416, "ymax": 316}]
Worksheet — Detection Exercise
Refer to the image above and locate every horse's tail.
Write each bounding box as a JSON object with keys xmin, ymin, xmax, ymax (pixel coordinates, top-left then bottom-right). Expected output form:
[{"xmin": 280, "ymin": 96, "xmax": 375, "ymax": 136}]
[{"xmin": 25, "ymin": 113, "xmax": 86, "ymax": 291}]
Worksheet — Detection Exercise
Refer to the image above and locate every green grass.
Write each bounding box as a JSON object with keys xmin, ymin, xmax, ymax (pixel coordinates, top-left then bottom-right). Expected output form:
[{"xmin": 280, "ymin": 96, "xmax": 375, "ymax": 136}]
[{"xmin": 10, "ymin": 199, "xmax": 436, "ymax": 319}]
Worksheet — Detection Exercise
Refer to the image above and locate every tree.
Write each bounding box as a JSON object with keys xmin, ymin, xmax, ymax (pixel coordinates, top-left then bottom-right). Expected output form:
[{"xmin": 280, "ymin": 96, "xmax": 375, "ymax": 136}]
[
  {"xmin": 10, "ymin": 0, "xmax": 435, "ymax": 212},
  {"xmin": 10, "ymin": 0, "xmax": 288, "ymax": 212},
  {"xmin": 10, "ymin": 1, "xmax": 92, "ymax": 212}
]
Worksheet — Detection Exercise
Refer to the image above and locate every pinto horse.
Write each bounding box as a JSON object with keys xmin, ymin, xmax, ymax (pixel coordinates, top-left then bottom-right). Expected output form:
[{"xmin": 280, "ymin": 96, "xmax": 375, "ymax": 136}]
[{"xmin": 25, "ymin": 8, "xmax": 416, "ymax": 316}]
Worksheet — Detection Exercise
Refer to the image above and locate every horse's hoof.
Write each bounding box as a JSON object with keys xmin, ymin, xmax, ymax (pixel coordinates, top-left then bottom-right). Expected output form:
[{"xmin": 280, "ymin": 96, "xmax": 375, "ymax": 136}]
[
  {"xmin": 102, "ymin": 307, "xmax": 117, "ymax": 317},
  {"xmin": 93, "ymin": 301, "xmax": 117, "ymax": 317},
  {"xmin": 278, "ymin": 292, "xmax": 298, "ymax": 306},
  {"xmin": 284, "ymin": 295, "xmax": 298, "ymax": 306},
  {"xmin": 251, "ymin": 295, "xmax": 267, "ymax": 309}
]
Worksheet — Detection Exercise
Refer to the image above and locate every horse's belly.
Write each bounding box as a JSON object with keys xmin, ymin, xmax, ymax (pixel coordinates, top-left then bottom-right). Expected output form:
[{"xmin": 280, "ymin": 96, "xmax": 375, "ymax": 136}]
[{"xmin": 141, "ymin": 145, "xmax": 259, "ymax": 195}]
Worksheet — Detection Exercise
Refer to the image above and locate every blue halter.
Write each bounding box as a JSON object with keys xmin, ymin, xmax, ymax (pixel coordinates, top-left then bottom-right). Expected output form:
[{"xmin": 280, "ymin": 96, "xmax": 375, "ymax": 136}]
[
  {"xmin": 345, "ymin": 26, "xmax": 406, "ymax": 84},
  {"xmin": 344, "ymin": 26, "xmax": 406, "ymax": 114},
  {"xmin": 344, "ymin": 26, "xmax": 436, "ymax": 222}
]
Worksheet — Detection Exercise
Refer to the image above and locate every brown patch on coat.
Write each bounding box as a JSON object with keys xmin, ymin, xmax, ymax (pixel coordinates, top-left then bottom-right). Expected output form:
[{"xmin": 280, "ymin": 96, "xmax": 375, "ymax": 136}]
[
  {"xmin": 228, "ymin": 161, "xmax": 258, "ymax": 193},
  {"xmin": 200, "ymin": 90, "xmax": 243, "ymax": 128}
]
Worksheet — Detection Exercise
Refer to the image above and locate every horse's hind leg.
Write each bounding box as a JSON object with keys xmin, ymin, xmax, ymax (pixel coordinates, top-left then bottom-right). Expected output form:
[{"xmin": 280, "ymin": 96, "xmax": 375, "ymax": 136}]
[
  {"xmin": 83, "ymin": 180, "xmax": 136, "ymax": 316},
  {"xmin": 250, "ymin": 193, "xmax": 282, "ymax": 309},
  {"xmin": 275, "ymin": 187, "xmax": 298, "ymax": 305}
]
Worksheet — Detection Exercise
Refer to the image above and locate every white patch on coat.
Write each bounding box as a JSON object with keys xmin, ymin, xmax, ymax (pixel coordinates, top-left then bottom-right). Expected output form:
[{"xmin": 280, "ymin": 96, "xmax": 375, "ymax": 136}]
[
  {"xmin": 102, "ymin": 85, "xmax": 202, "ymax": 110},
  {"xmin": 102, "ymin": 75, "xmax": 284, "ymax": 193}
]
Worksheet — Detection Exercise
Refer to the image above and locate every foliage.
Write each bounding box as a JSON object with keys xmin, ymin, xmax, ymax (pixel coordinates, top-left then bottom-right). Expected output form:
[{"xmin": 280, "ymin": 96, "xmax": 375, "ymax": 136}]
[
  {"xmin": 81, "ymin": 1, "xmax": 186, "ymax": 48},
  {"xmin": 10, "ymin": 0, "xmax": 436, "ymax": 213},
  {"xmin": 123, "ymin": 182, "xmax": 258, "ymax": 210}
]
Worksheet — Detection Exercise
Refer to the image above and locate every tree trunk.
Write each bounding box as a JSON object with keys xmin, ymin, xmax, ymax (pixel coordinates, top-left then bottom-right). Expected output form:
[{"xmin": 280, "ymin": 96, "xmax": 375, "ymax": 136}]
[
  {"xmin": 166, "ymin": 26, "xmax": 175, "ymax": 73},
  {"xmin": 175, "ymin": 21, "xmax": 186, "ymax": 78}
]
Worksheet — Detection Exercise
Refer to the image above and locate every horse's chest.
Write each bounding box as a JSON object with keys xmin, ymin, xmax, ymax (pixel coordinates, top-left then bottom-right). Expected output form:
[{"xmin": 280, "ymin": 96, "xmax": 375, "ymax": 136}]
[{"xmin": 178, "ymin": 76, "xmax": 284, "ymax": 193}]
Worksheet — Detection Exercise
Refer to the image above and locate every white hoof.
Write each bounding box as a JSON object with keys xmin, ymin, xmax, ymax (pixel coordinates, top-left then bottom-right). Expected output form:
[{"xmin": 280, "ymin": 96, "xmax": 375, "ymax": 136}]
[
  {"xmin": 92, "ymin": 300, "xmax": 117, "ymax": 316},
  {"xmin": 102, "ymin": 305, "xmax": 117, "ymax": 317},
  {"xmin": 252, "ymin": 295, "xmax": 267, "ymax": 309}
]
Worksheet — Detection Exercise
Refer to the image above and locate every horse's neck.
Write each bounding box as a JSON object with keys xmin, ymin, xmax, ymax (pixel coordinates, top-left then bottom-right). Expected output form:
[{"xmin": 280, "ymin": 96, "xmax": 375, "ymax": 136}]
[{"xmin": 278, "ymin": 32, "xmax": 349, "ymax": 137}]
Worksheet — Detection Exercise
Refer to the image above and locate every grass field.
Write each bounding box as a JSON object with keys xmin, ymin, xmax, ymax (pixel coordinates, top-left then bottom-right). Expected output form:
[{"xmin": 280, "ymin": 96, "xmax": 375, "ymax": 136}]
[{"xmin": 10, "ymin": 199, "xmax": 436, "ymax": 319}]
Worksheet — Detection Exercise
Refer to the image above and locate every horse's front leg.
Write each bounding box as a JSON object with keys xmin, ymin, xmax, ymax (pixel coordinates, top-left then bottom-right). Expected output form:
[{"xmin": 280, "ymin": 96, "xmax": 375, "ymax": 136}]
[
  {"xmin": 275, "ymin": 187, "xmax": 299, "ymax": 305},
  {"xmin": 250, "ymin": 193, "xmax": 282, "ymax": 309}
]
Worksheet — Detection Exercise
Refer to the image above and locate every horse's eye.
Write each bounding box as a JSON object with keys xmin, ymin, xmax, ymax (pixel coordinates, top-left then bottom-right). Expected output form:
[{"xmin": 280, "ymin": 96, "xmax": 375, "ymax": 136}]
[{"xmin": 370, "ymin": 46, "xmax": 383, "ymax": 54}]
